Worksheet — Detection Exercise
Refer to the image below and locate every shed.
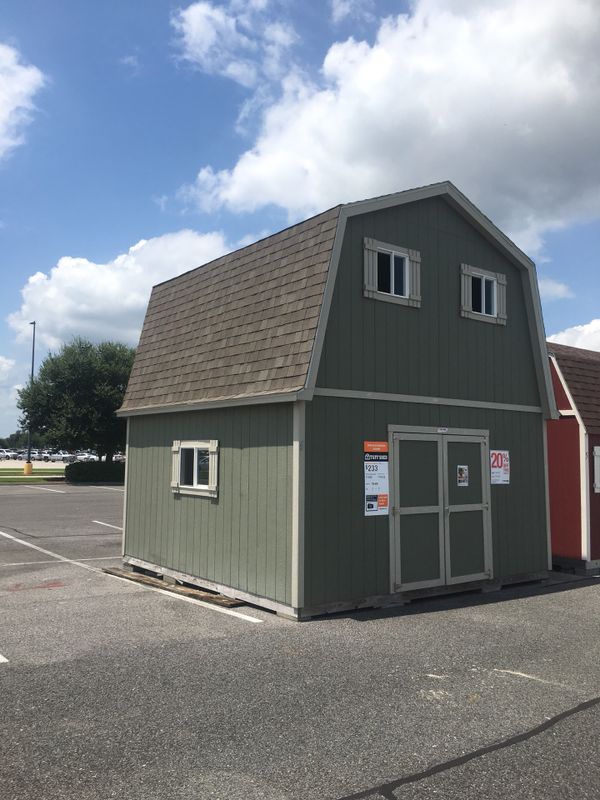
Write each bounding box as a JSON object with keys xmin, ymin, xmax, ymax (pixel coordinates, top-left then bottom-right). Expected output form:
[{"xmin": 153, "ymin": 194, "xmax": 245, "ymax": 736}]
[
  {"xmin": 547, "ymin": 342, "xmax": 600, "ymax": 573},
  {"xmin": 118, "ymin": 181, "xmax": 556, "ymax": 618}
]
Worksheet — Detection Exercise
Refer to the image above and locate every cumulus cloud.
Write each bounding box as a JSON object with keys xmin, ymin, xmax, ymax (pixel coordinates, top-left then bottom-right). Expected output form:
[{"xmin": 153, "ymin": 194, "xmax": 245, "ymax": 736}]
[
  {"xmin": 0, "ymin": 356, "xmax": 16, "ymax": 384},
  {"xmin": 538, "ymin": 278, "xmax": 574, "ymax": 302},
  {"xmin": 181, "ymin": 0, "xmax": 600, "ymax": 256},
  {"xmin": 548, "ymin": 319, "xmax": 600, "ymax": 351},
  {"xmin": 171, "ymin": 0, "xmax": 297, "ymax": 88},
  {"xmin": 7, "ymin": 229, "xmax": 231, "ymax": 350},
  {"xmin": 330, "ymin": 0, "xmax": 374, "ymax": 24},
  {"xmin": 0, "ymin": 43, "xmax": 45, "ymax": 160}
]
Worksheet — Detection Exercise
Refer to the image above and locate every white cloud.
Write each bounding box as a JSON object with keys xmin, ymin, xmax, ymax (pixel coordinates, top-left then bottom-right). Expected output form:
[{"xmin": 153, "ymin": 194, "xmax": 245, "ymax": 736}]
[
  {"xmin": 181, "ymin": 0, "xmax": 600, "ymax": 256},
  {"xmin": 330, "ymin": 0, "xmax": 373, "ymax": 24},
  {"xmin": 171, "ymin": 1, "xmax": 297, "ymax": 88},
  {"xmin": 119, "ymin": 54, "xmax": 141, "ymax": 75},
  {"xmin": 548, "ymin": 319, "xmax": 600, "ymax": 351},
  {"xmin": 538, "ymin": 278, "xmax": 574, "ymax": 302},
  {"xmin": 7, "ymin": 229, "xmax": 231, "ymax": 350},
  {"xmin": 0, "ymin": 356, "xmax": 16, "ymax": 384},
  {"xmin": 0, "ymin": 43, "xmax": 45, "ymax": 161}
]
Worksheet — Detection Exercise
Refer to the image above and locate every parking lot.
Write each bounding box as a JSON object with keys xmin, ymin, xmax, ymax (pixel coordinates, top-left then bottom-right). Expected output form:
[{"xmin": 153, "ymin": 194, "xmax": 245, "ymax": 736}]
[{"xmin": 2, "ymin": 485, "xmax": 600, "ymax": 799}]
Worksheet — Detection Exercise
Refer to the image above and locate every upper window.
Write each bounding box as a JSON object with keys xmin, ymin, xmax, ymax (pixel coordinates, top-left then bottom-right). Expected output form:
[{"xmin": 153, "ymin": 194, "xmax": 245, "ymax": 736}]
[
  {"xmin": 171, "ymin": 439, "xmax": 219, "ymax": 497},
  {"xmin": 364, "ymin": 238, "xmax": 421, "ymax": 308},
  {"xmin": 460, "ymin": 263, "xmax": 507, "ymax": 326}
]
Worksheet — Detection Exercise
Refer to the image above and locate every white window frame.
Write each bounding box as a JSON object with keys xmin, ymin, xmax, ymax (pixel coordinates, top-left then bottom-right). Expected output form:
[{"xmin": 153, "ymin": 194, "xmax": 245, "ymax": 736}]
[
  {"xmin": 171, "ymin": 439, "xmax": 219, "ymax": 498},
  {"xmin": 594, "ymin": 446, "xmax": 600, "ymax": 494},
  {"xmin": 460, "ymin": 263, "xmax": 507, "ymax": 326},
  {"xmin": 364, "ymin": 238, "xmax": 421, "ymax": 308}
]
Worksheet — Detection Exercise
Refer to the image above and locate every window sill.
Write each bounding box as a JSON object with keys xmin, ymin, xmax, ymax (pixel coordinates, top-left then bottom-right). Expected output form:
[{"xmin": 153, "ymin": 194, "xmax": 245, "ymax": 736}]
[
  {"xmin": 364, "ymin": 288, "xmax": 421, "ymax": 308},
  {"xmin": 172, "ymin": 486, "xmax": 218, "ymax": 498},
  {"xmin": 460, "ymin": 309, "xmax": 506, "ymax": 326}
]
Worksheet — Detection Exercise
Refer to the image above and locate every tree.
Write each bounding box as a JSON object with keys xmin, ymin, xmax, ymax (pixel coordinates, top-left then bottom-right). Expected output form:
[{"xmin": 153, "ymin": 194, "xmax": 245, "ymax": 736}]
[{"xmin": 17, "ymin": 339, "xmax": 135, "ymax": 461}]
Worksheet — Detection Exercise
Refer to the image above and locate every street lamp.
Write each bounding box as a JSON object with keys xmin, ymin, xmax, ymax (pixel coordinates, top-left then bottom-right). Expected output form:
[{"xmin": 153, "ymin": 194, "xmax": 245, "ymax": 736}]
[{"xmin": 23, "ymin": 321, "xmax": 36, "ymax": 477}]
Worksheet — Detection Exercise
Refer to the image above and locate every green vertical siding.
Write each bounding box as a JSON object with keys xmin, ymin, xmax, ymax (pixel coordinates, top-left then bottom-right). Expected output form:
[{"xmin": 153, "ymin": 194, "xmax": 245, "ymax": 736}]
[
  {"xmin": 317, "ymin": 196, "xmax": 541, "ymax": 407},
  {"xmin": 304, "ymin": 395, "xmax": 547, "ymax": 609},
  {"xmin": 124, "ymin": 403, "xmax": 293, "ymax": 606}
]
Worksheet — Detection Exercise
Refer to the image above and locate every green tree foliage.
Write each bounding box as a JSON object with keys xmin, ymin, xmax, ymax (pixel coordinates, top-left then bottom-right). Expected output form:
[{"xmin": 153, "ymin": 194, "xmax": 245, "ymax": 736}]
[{"xmin": 17, "ymin": 339, "xmax": 135, "ymax": 461}]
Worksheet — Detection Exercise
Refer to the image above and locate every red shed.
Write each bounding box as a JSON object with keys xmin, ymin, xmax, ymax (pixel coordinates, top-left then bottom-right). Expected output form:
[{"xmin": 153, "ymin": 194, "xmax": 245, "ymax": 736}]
[{"xmin": 547, "ymin": 342, "xmax": 600, "ymax": 573}]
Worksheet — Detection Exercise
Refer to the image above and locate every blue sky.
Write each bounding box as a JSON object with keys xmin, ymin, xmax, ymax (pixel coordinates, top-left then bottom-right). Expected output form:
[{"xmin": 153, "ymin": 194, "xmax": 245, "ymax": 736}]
[{"xmin": 0, "ymin": 0, "xmax": 599, "ymax": 434}]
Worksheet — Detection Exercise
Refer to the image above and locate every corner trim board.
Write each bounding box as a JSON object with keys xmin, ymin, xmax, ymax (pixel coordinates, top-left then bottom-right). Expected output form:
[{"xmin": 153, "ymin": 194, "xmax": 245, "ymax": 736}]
[
  {"xmin": 314, "ymin": 387, "xmax": 542, "ymax": 414},
  {"xmin": 291, "ymin": 401, "xmax": 306, "ymax": 609}
]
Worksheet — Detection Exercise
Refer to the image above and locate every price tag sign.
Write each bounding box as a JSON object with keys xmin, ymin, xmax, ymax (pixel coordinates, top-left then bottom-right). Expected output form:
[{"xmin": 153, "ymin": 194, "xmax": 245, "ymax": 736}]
[
  {"xmin": 490, "ymin": 450, "xmax": 510, "ymax": 484},
  {"xmin": 364, "ymin": 441, "xmax": 389, "ymax": 516}
]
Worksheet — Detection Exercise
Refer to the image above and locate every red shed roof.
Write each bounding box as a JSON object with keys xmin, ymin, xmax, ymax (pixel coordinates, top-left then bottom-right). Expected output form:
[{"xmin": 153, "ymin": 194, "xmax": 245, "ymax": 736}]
[{"xmin": 548, "ymin": 342, "xmax": 600, "ymax": 435}]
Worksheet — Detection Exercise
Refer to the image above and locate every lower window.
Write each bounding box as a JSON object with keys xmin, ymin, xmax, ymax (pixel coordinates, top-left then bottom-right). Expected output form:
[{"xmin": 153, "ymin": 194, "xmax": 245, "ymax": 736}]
[{"xmin": 171, "ymin": 439, "xmax": 219, "ymax": 497}]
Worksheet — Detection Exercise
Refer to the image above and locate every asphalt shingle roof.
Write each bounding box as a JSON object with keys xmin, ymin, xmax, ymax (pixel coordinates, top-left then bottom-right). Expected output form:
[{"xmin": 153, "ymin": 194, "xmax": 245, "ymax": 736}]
[
  {"xmin": 548, "ymin": 342, "xmax": 600, "ymax": 435},
  {"xmin": 120, "ymin": 205, "xmax": 341, "ymax": 413}
]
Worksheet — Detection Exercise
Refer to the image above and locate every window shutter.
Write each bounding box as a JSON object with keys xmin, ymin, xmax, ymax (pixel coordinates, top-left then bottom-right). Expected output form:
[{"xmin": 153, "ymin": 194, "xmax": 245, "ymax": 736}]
[
  {"xmin": 363, "ymin": 238, "xmax": 378, "ymax": 298},
  {"xmin": 497, "ymin": 273, "xmax": 507, "ymax": 326},
  {"xmin": 594, "ymin": 446, "xmax": 600, "ymax": 493},
  {"xmin": 408, "ymin": 248, "xmax": 421, "ymax": 307},
  {"xmin": 460, "ymin": 263, "xmax": 472, "ymax": 316},
  {"xmin": 171, "ymin": 440, "xmax": 180, "ymax": 489},
  {"xmin": 208, "ymin": 440, "xmax": 219, "ymax": 494}
]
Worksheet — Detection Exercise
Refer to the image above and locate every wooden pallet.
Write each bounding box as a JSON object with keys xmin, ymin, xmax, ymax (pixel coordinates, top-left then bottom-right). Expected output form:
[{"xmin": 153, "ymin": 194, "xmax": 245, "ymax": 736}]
[{"xmin": 103, "ymin": 567, "xmax": 245, "ymax": 608}]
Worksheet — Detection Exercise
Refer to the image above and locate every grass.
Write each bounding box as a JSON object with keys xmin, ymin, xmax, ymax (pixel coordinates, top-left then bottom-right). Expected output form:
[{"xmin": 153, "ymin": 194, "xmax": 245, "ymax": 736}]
[{"xmin": 0, "ymin": 466, "xmax": 65, "ymax": 485}]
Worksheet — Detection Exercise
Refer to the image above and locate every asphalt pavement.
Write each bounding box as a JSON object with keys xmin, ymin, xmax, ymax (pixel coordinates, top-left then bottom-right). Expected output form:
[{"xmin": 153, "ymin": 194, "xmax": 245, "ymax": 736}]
[{"xmin": 1, "ymin": 484, "xmax": 600, "ymax": 799}]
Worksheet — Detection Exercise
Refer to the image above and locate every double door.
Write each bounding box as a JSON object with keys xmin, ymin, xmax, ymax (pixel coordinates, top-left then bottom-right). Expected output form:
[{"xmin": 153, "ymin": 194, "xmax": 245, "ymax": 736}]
[{"xmin": 390, "ymin": 427, "xmax": 492, "ymax": 591}]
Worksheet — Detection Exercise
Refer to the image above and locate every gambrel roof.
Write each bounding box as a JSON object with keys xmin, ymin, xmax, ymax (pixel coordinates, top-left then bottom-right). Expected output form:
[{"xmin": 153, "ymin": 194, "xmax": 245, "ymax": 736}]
[
  {"xmin": 119, "ymin": 182, "xmax": 556, "ymax": 418},
  {"xmin": 548, "ymin": 342, "xmax": 600, "ymax": 435}
]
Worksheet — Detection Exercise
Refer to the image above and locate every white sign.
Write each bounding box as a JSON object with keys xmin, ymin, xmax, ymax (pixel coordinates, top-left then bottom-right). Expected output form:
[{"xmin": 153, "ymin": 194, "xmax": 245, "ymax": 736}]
[
  {"xmin": 364, "ymin": 441, "xmax": 389, "ymax": 516},
  {"xmin": 490, "ymin": 450, "xmax": 510, "ymax": 484},
  {"xmin": 457, "ymin": 465, "xmax": 469, "ymax": 487}
]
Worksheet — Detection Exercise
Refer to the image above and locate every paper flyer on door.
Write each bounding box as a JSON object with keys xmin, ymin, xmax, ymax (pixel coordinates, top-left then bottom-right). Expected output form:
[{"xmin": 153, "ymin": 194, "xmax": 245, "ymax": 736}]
[{"xmin": 364, "ymin": 441, "xmax": 389, "ymax": 516}]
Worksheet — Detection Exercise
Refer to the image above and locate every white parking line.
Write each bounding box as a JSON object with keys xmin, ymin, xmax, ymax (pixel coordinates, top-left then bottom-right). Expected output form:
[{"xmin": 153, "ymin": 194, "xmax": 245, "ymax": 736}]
[
  {"xmin": 0, "ymin": 654, "xmax": 8, "ymax": 664},
  {"xmin": 27, "ymin": 486, "xmax": 65, "ymax": 494},
  {"xmin": 0, "ymin": 529, "xmax": 262, "ymax": 624},
  {"xmin": 89, "ymin": 486, "xmax": 124, "ymax": 492},
  {"xmin": 92, "ymin": 520, "xmax": 123, "ymax": 531},
  {"xmin": 0, "ymin": 556, "xmax": 120, "ymax": 567},
  {"xmin": 493, "ymin": 669, "xmax": 570, "ymax": 689}
]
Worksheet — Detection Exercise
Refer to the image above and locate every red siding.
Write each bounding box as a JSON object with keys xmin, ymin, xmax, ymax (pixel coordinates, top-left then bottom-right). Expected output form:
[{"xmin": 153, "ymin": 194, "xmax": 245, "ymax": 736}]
[
  {"xmin": 547, "ymin": 417, "xmax": 582, "ymax": 560},
  {"xmin": 590, "ymin": 434, "xmax": 600, "ymax": 560},
  {"xmin": 550, "ymin": 359, "xmax": 572, "ymax": 410}
]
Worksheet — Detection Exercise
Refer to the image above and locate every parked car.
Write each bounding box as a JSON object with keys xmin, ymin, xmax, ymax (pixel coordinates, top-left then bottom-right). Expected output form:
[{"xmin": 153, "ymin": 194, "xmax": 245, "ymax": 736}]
[
  {"xmin": 50, "ymin": 450, "xmax": 75, "ymax": 463},
  {"xmin": 113, "ymin": 452, "xmax": 126, "ymax": 463},
  {"xmin": 76, "ymin": 451, "xmax": 99, "ymax": 462},
  {"xmin": 0, "ymin": 448, "xmax": 13, "ymax": 460}
]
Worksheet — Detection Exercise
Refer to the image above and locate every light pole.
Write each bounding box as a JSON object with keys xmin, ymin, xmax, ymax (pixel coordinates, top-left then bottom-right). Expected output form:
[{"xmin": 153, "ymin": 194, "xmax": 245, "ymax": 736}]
[{"xmin": 23, "ymin": 321, "xmax": 36, "ymax": 476}]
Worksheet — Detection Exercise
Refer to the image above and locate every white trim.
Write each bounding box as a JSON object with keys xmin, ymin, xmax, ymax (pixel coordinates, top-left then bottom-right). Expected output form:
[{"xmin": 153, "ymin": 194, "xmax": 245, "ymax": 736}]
[
  {"xmin": 550, "ymin": 355, "xmax": 590, "ymax": 560},
  {"xmin": 291, "ymin": 401, "xmax": 305, "ymax": 609},
  {"xmin": 117, "ymin": 391, "xmax": 301, "ymax": 418},
  {"xmin": 594, "ymin": 446, "xmax": 600, "ymax": 493},
  {"xmin": 314, "ymin": 386, "xmax": 542, "ymax": 414},
  {"xmin": 121, "ymin": 418, "xmax": 129, "ymax": 558},
  {"xmin": 171, "ymin": 439, "xmax": 219, "ymax": 498},
  {"xmin": 123, "ymin": 556, "xmax": 298, "ymax": 619}
]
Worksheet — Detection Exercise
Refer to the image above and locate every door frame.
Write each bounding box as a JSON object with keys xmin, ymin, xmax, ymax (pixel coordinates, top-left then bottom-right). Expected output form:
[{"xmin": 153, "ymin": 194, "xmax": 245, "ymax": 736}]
[{"xmin": 388, "ymin": 424, "xmax": 493, "ymax": 593}]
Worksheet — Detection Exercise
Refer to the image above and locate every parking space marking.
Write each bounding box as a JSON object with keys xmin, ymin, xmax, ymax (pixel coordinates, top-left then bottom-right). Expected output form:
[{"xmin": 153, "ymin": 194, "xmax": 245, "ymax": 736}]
[
  {"xmin": 92, "ymin": 520, "xmax": 123, "ymax": 530},
  {"xmin": 0, "ymin": 529, "xmax": 262, "ymax": 624},
  {"xmin": 493, "ymin": 668, "xmax": 570, "ymax": 690},
  {"xmin": 0, "ymin": 654, "xmax": 8, "ymax": 664},
  {"xmin": 27, "ymin": 486, "xmax": 66, "ymax": 494},
  {"xmin": 0, "ymin": 556, "xmax": 120, "ymax": 567},
  {"xmin": 89, "ymin": 486, "xmax": 124, "ymax": 492}
]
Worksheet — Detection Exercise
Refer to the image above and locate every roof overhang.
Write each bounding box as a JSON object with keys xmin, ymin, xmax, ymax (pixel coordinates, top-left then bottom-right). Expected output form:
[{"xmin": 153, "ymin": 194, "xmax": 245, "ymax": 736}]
[{"xmin": 117, "ymin": 390, "xmax": 311, "ymax": 418}]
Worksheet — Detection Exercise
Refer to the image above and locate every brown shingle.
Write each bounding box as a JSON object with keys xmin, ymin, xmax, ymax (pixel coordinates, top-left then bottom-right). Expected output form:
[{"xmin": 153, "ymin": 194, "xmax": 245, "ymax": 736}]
[
  {"xmin": 120, "ymin": 205, "xmax": 341, "ymax": 412},
  {"xmin": 548, "ymin": 342, "xmax": 600, "ymax": 435}
]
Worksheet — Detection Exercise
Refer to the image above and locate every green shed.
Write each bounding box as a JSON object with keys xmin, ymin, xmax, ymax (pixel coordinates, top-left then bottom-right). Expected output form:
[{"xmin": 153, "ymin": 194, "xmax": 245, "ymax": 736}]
[{"xmin": 118, "ymin": 182, "xmax": 557, "ymax": 619}]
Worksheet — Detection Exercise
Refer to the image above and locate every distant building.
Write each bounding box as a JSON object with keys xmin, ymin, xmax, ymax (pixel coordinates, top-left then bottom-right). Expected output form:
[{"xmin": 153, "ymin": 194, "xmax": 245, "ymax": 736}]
[
  {"xmin": 118, "ymin": 182, "xmax": 556, "ymax": 618},
  {"xmin": 547, "ymin": 343, "xmax": 600, "ymax": 573}
]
